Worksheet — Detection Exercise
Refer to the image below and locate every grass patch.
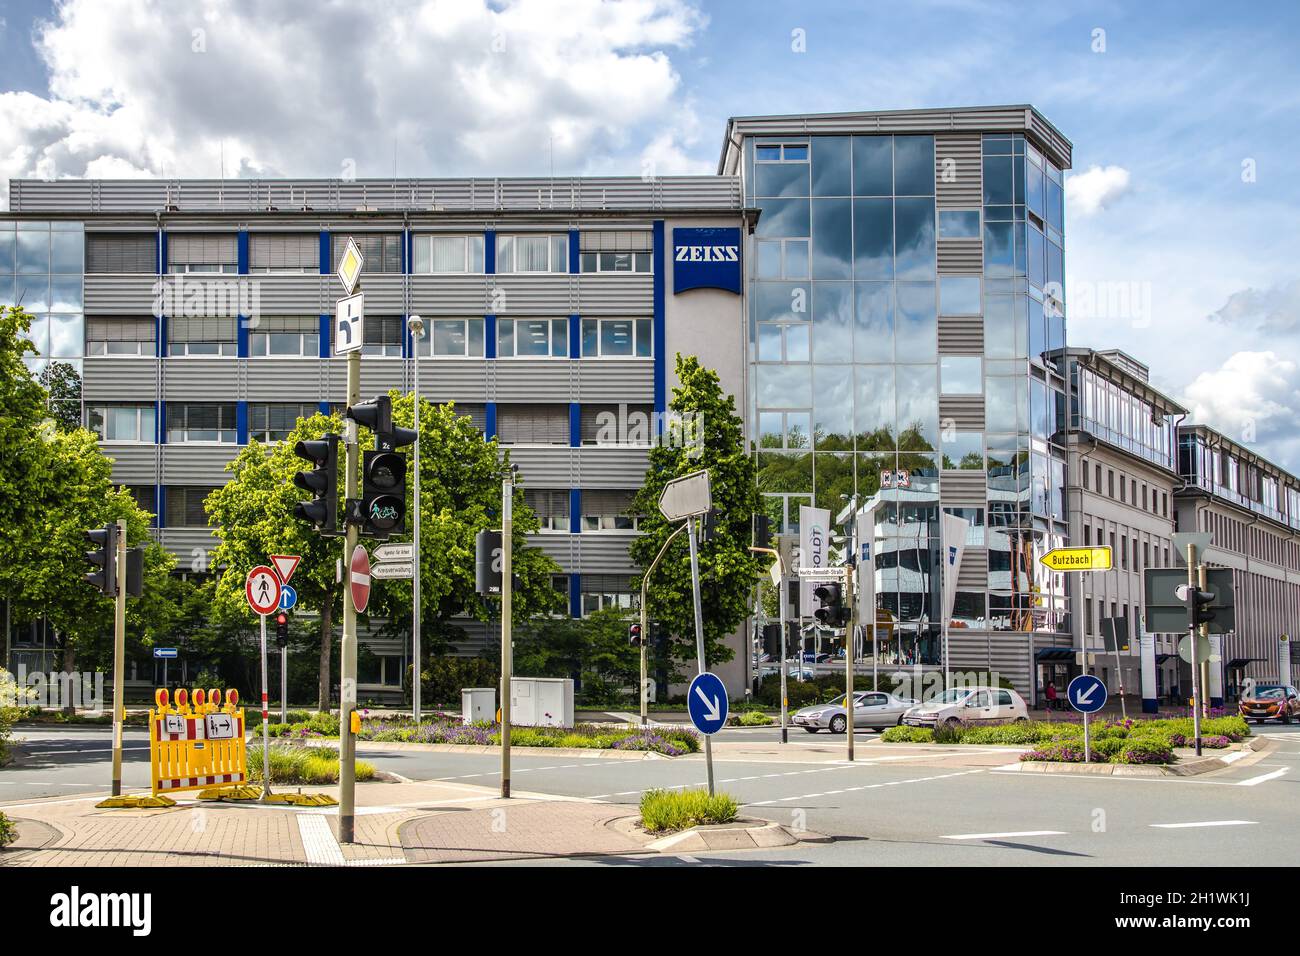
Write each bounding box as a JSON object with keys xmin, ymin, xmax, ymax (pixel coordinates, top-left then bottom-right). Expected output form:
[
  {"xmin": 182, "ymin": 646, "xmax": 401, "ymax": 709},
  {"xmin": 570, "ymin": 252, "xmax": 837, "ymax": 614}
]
[
  {"xmin": 729, "ymin": 710, "xmax": 774, "ymax": 727},
  {"xmin": 245, "ymin": 745, "xmax": 375, "ymax": 785},
  {"xmin": 639, "ymin": 788, "xmax": 739, "ymax": 834},
  {"xmin": 880, "ymin": 725, "xmax": 933, "ymax": 743}
]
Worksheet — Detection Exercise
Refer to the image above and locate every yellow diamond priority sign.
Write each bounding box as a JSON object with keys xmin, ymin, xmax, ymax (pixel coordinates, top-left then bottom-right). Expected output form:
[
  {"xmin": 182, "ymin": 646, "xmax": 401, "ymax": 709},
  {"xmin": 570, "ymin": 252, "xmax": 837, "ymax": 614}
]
[
  {"xmin": 337, "ymin": 237, "xmax": 364, "ymax": 295},
  {"xmin": 1040, "ymin": 546, "xmax": 1112, "ymax": 572}
]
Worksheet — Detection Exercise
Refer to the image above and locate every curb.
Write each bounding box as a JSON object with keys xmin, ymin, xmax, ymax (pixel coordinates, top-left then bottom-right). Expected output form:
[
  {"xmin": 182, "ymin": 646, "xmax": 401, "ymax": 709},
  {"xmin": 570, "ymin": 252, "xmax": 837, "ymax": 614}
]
[
  {"xmin": 1016, "ymin": 738, "xmax": 1263, "ymax": 777},
  {"xmin": 299, "ymin": 739, "xmax": 669, "ymax": 760},
  {"xmin": 608, "ymin": 815, "xmax": 819, "ymax": 853}
]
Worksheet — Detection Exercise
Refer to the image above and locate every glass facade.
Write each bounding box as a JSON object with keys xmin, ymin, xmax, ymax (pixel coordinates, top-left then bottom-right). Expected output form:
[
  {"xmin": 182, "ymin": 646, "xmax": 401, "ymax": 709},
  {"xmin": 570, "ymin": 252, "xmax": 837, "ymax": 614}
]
[{"xmin": 743, "ymin": 130, "xmax": 1070, "ymax": 651}]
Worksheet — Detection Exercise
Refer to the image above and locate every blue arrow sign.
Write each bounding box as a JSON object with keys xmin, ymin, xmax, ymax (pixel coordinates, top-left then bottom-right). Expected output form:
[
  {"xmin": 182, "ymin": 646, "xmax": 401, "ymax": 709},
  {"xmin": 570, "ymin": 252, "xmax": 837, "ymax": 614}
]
[
  {"xmin": 687, "ymin": 671, "xmax": 729, "ymax": 736},
  {"xmin": 278, "ymin": 584, "xmax": 297, "ymax": 611},
  {"xmin": 1067, "ymin": 674, "xmax": 1107, "ymax": 714},
  {"xmin": 153, "ymin": 647, "xmax": 177, "ymax": 659}
]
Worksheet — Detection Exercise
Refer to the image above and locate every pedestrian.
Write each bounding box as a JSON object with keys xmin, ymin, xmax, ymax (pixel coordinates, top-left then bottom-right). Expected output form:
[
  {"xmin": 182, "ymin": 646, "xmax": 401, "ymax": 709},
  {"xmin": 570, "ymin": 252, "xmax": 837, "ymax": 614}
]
[{"xmin": 1045, "ymin": 680, "xmax": 1058, "ymax": 711}]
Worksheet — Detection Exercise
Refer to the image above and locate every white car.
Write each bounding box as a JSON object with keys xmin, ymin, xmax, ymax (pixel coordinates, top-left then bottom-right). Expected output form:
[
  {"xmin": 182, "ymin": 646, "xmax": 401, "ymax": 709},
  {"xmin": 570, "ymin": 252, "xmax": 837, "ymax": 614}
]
[
  {"xmin": 902, "ymin": 686, "xmax": 1029, "ymax": 728},
  {"xmin": 792, "ymin": 691, "xmax": 918, "ymax": 734}
]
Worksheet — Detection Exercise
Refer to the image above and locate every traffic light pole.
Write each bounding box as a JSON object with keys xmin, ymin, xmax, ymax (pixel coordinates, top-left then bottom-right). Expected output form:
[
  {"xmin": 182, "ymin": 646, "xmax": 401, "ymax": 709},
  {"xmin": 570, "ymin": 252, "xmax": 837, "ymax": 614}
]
[
  {"xmin": 258, "ymin": 613, "xmax": 271, "ymax": 800},
  {"xmin": 640, "ymin": 522, "xmax": 688, "ymax": 727},
  {"xmin": 280, "ymin": 643, "xmax": 288, "ymax": 724},
  {"xmin": 1186, "ymin": 542, "xmax": 1203, "ymax": 757},
  {"xmin": 501, "ymin": 476, "xmax": 513, "ymax": 799},
  {"xmin": 844, "ymin": 568, "xmax": 855, "ymax": 763},
  {"xmin": 109, "ymin": 518, "xmax": 127, "ymax": 797},
  {"xmin": 339, "ymin": 346, "xmax": 361, "ymax": 843},
  {"xmin": 686, "ymin": 515, "xmax": 715, "ymax": 797}
]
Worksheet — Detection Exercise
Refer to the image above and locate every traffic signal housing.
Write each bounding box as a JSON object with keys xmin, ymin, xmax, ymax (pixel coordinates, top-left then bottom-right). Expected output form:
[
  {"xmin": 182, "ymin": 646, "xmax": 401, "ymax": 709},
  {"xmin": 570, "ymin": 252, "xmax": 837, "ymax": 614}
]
[
  {"xmin": 293, "ymin": 433, "xmax": 339, "ymax": 534},
  {"xmin": 752, "ymin": 513, "xmax": 772, "ymax": 550},
  {"xmin": 348, "ymin": 395, "xmax": 417, "ymax": 539},
  {"xmin": 628, "ymin": 622, "xmax": 643, "ymax": 648},
  {"xmin": 275, "ymin": 612, "xmax": 290, "ymax": 649},
  {"xmin": 84, "ymin": 524, "xmax": 118, "ymax": 596},
  {"xmin": 1176, "ymin": 585, "xmax": 1216, "ymax": 628},
  {"xmin": 813, "ymin": 581, "xmax": 851, "ymax": 628}
]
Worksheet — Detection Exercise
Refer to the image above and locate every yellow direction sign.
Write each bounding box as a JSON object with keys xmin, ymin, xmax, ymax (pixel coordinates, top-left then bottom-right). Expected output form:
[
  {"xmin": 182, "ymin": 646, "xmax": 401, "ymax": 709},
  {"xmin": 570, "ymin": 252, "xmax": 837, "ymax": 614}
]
[
  {"xmin": 1040, "ymin": 546, "xmax": 1112, "ymax": 572},
  {"xmin": 336, "ymin": 236, "xmax": 364, "ymax": 295}
]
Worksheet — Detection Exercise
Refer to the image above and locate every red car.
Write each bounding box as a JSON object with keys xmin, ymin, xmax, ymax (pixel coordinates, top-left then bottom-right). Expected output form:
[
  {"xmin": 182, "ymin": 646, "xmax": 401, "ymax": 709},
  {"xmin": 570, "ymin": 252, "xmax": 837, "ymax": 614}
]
[{"xmin": 1239, "ymin": 684, "xmax": 1300, "ymax": 724}]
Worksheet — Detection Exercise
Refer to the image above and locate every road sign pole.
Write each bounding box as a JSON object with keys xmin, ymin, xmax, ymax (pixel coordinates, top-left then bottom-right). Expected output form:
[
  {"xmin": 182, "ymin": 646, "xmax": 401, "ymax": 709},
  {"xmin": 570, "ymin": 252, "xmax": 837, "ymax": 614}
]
[
  {"xmin": 686, "ymin": 515, "xmax": 715, "ymax": 796},
  {"xmin": 779, "ymin": 568, "xmax": 788, "ymax": 745},
  {"xmin": 501, "ymin": 476, "xmax": 513, "ymax": 799},
  {"xmin": 110, "ymin": 518, "xmax": 127, "ymax": 797},
  {"xmin": 259, "ymin": 612, "xmax": 271, "ymax": 799},
  {"xmin": 280, "ymin": 644, "xmax": 288, "ymax": 724},
  {"xmin": 844, "ymin": 567, "xmax": 855, "ymax": 763},
  {"xmin": 1186, "ymin": 542, "xmax": 1202, "ymax": 757},
  {"xmin": 640, "ymin": 522, "xmax": 689, "ymax": 729},
  {"xmin": 339, "ymin": 344, "xmax": 361, "ymax": 842},
  {"xmin": 1083, "ymin": 710, "xmax": 1090, "ymax": 763},
  {"xmin": 410, "ymin": 316, "xmax": 422, "ymax": 727},
  {"xmin": 1198, "ymin": 561, "xmax": 1210, "ymax": 740}
]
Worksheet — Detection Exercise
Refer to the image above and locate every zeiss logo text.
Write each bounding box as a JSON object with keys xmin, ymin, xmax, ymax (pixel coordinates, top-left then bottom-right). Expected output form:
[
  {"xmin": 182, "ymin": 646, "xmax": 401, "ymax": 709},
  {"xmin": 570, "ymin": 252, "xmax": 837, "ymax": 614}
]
[{"xmin": 674, "ymin": 244, "xmax": 739, "ymax": 262}]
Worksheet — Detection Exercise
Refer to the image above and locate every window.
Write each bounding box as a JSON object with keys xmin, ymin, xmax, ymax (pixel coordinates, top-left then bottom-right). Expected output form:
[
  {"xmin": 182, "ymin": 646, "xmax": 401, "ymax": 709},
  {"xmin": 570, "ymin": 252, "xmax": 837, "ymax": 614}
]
[
  {"xmin": 582, "ymin": 489, "xmax": 639, "ymax": 532},
  {"xmin": 939, "ymin": 276, "xmax": 981, "ymax": 315},
  {"xmin": 581, "ymin": 573, "xmax": 639, "ymax": 616},
  {"xmin": 87, "ymin": 404, "xmax": 155, "ymax": 442},
  {"xmin": 495, "ymin": 404, "xmax": 569, "ymax": 445},
  {"xmin": 413, "ymin": 318, "xmax": 485, "ymax": 357},
  {"xmin": 249, "ymin": 403, "xmax": 315, "ymax": 443},
  {"xmin": 86, "ymin": 233, "xmax": 156, "ymax": 274},
  {"xmin": 363, "ymin": 316, "xmax": 404, "ymax": 357},
  {"xmin": 413, "ymin": 235, "xmax": 484, "ymax": 274},
  {"xmin": 939, "ymin": 355, "xmax": 981, "ymax": 395},
  {"xmin": 249, "ymin": 316, "xmax": 319, "ymax": 356},
  {"xmin": 579, "ymin": 231, "xmax": 652, "ymax": 274},
  {"xmin": 168, "ymin": 234, "xmax": 237, "ymax": 273},
  {"xmin": 1107, "ymin": 470, "xmax": 1115, "ymax": 498},
  {"xmin": 169, "ymin": 316, "xmax": 236, "ymax": 356},
  {"xmin": 755, "ymin": 238, "xmax": 810, "ymax": 279},
  {"xmin": 755, "ymin": 143, "xmax": 809, "ymax": 163},
  {"xmin": 249, "ymin": 233, "xmax": 318, "ymax": 273},
  {"xmin": 333, "ymin": 234, "xmax": 402, "ymax": 274},
  {"xmin": 580, "ymin": 318, "xmax": 651, "ymax": 358},
  {"xmin": 123, "ymin": 485, "xmax": 155, "ymax": 515},
  {"xmin": 496, "ymin": 234, "xmax": 567, "ymax": 274},
  {"xmin": 168, "ymin": 403, "xmax": 237, "ymax": 443},
  {"xmin": 524, "ymin": 489, "xmax": 570, "ymax": 532},
  {"xmin": 165, "ymin": 486, "xmax": 219, "ymax": 527},
  {"xmin": 938, "ymin": 209, "xmax": 980, "ymax": 239},
  {"xmin": 1084, "ymin": 526, "xmax": 1091, "ymax": 546},
  {"xmin": 86, "ymin": 317, "xmax": 155, "ymax": 356},
  {"xmin": 1082, "ymin": 459, "xmax": 1089, "ymax": 490},
  {"xmin": 497, "ymin": 318, "xmax": 567, "ymax": 358},
  {"xmin": 580, "ymin": 404, "xmax": 654, "ymax": 446}
]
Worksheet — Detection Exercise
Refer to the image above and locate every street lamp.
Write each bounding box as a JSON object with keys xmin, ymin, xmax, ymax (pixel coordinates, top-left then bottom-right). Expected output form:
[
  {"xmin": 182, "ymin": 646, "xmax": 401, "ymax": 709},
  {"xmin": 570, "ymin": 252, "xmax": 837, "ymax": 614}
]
[{"xmin": 407, "ymin": 314, "xmax": 424, "ymax": 725}]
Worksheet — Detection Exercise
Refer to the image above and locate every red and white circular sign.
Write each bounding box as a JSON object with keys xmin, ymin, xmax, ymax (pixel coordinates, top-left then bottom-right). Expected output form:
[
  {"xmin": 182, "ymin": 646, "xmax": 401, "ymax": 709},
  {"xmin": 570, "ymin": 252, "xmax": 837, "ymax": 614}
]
[
  {"xmin": 245, "ymin": 565, "xmax": 281, "ymax": 616},
  {"xmin": 350, "ymin": 545, "xmax": 371, "ymax": 613}
]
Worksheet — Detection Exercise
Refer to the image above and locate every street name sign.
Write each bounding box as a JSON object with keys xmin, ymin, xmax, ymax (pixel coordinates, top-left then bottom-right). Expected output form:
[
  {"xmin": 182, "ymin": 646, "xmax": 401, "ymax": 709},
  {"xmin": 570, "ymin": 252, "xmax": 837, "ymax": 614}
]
[
  {"xmin": 687, "ymin": 671, "xmax": 729, "ymax": 735},
  {"xmin": 336, "ymin": 236, "xmax": 364, "ymax": 295},
  {"xmin": 371, "ymin": 561, "xmax": 414, "ymax": 580},
  {"xmin": 1068, "ymin": 673, "xmax": 1107, "ymax": 714},
  {"xmin": 374, "ymin": 542, "xmax": 415, "ymax": 563},
  {"xmin": 245, "ymin": 566, "xmax": 281, "ymax": 616},
  {"xmin": 1040, "ymin": 546, "xmax": 1112, "ymax": 572},
  {"xmin": 335, "ymin": 292, "xmax": 364, "ymax": 355},
  {"xmin": 658, "ymin": 469, "xmax": 712, "ymax": 521}
]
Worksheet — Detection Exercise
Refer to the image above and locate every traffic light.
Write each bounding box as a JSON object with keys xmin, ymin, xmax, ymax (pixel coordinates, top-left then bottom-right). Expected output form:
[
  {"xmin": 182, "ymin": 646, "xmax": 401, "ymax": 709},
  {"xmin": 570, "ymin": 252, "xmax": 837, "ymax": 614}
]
[
  {"xmin": 347, "ymin": 395, "xmax": 417, "ymax": 539},
  {"xmin": 275, "ymin": 612, "xmax": 289, "ymax": 649},
  {"xmin": 628, "ymin": 622, "xmax": 643, "ymax": 648},
  {"xmin": 124, "ymin": 546, "xmax": 145, "ymax": 598},
  {"xmin": 701, "ymin": 508, "xmax": 719, "ymax": 543},
  {"xmin": 84, "ymin": 524, "xmax": 118, "ymax": 596},
  {"xmin": 813, "ymin": 581, "xmax": 851, "ymax": 628},
  {"xmin": 293, "ymin": 433, "xmax": 339, "ymax": 534},
  {"xmin": 752, "ymin": 513, "xmax": 771, "ymax": 550},
  {"xmin": 1176, "ymin": 584, "xmax": 1216, "ymax": 628}
]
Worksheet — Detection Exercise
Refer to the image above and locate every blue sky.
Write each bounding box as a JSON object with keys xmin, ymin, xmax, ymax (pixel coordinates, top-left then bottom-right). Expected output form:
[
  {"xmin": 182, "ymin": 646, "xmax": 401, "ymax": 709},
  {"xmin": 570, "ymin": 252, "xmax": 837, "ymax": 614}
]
[{"xmin": 3, "ymin": 0, "xmax": 1299, "ymax": 466}]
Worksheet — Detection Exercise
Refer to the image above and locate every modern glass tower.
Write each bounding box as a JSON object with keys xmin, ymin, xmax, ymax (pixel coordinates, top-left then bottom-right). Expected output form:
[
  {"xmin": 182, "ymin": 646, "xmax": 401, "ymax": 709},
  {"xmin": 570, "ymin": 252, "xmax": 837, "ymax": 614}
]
[{"xmin": 721, "ymin": 107, "xmax": 1074, "ymax": 688}]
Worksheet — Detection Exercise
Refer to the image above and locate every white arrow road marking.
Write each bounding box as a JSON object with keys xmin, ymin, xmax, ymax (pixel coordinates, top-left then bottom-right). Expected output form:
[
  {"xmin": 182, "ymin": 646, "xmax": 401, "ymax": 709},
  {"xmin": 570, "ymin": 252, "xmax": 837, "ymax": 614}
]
[
  {"xmin": 942, "ymin": 830, "xmax": 1067, "ymax": 840},
  {"xmin": 1149, "ymin": 820, "xmax": 1258, "ymax": 829},
  {"xmin": 694, "ymin": 685, "xmax": 721, "ymax": 722},
  {"xmin": 1237, "ymin": 767, "xmax": 1289, "ymax": 786}
]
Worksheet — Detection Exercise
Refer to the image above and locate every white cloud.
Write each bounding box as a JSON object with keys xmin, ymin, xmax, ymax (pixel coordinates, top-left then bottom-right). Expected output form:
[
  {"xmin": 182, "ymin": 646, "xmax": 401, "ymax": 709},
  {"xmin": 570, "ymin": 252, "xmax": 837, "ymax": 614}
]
[
  {"xmin": 0, "ymin": 0, "xmax": 710, "ymax": 208},
  {"xmin": 1209, "ymin": 279, "xmax": 1300, "ymax": 338},
  {"xmin": 1065, "ymin": 164, "xmax": 1131, "ymax": 217},
  {"xmin": 1183, "ymin": 351, "xmax": 1300, "ymax": 468}
]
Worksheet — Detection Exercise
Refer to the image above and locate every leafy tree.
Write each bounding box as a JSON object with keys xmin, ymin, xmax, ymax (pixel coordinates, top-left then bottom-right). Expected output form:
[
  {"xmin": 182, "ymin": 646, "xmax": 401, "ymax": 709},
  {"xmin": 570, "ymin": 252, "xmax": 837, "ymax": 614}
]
[{"xmin": 629, "ymin": 354, "xmax": 761, "ymax": 670}]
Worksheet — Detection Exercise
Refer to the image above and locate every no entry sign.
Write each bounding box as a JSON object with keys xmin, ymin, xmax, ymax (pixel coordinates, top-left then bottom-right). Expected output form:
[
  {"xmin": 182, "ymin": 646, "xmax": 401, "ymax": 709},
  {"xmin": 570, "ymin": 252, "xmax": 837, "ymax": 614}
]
[{"xmin": 350, "ymin": 545, "xmax": 371, "ymax": 613}]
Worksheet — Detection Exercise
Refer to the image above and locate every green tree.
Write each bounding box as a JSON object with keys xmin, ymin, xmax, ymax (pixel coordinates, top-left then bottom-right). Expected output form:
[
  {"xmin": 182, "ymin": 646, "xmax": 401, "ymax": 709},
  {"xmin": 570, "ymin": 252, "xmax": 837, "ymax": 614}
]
[{"xmin": 629, "ymin": 354, "xmax": 761, "ymax": 670}]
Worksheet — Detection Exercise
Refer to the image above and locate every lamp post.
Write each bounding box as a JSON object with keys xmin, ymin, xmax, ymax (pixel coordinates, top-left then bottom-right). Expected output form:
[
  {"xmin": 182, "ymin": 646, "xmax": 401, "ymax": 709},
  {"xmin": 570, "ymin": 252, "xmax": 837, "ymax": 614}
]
[{"xmin": 407, "ymin": 314, "xmax": 424, "ymax": 725}]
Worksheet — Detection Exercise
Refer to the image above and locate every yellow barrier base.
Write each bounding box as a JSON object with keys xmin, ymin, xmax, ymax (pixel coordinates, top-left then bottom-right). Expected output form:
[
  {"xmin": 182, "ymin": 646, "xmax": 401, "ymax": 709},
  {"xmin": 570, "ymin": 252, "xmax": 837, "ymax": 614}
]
[
  {"xmin": 264, "ymin": 792, "xmax": 339, "ymax": 807},
  {"xmin": 95, "ymin": 795, "xmax": 177, "ymax": 809},
  {"xmin": 197, "ymin": 784, "xmax": 262, "ymax": 801}
]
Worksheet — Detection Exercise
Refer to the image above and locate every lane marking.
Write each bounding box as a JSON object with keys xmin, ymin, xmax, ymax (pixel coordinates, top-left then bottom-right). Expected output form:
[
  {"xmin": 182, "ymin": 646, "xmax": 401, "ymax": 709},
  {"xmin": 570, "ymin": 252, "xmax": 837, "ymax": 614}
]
[
  {"xmin": 1150, "ymin": 820, "xmax": 1258, "ymax": 829},
  {"xmin": 24, "ymin": 746, "xmax": 152, "ymax": 755},
  {"xmin": 1237, "ymin": 767, "xmax": 1288, "ymax": 786},
  {"xmin": 942, "ymin": 829, "xmax": 1067, "ymax": 840},
  {"xmin": 746, "ymin": 769, "xmax": 985, "ymax": 806}
]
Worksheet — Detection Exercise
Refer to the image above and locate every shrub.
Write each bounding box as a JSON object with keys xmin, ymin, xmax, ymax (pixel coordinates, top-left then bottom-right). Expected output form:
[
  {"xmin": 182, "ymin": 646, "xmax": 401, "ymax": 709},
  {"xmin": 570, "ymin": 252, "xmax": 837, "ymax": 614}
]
[
  {"xmin": 1094, "ymin": 737, "xmax": 1125, "ymax": 759},
  {"xmin": 0, "ymin": 810, "xmax": 14, "ymax": 847},
  {"xmin": 246, "ymin": 745, "xmax": 375, "ymax": 784},
  {"xmin": 961, "ymin": 721, "xmax": 1054, "ymax": 746},
  {"xmin": 730, "ymin": 710, "xmax": 773, "ymax": 727},
  {"xmin": 1020, "ymin": 740, "xmax": 1096, "ymax": 763},
  {"xmin": 931, "ymin": 719, "xmax": 970, "ymax": 744},
  {"xmin": 639, "ymin": 788, "xmax": 739, "ymax": 834},
  {"xmin": 881, "ymin": 725, "xmax": 933, "ymax": 743},
  {"xmin": 1117, "ymin": 738, "xmax": 1174, "ymax": 764}
]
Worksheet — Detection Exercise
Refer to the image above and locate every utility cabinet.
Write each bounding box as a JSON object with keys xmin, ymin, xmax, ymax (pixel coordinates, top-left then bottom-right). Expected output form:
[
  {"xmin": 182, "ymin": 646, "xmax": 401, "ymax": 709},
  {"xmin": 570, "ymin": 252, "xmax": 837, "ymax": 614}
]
[
  {"xmin": 461, "ymin": 687, "xmax": 497, "ymax": 725},
  {"xmin": 509, "ymin": 677, "xmax": 575, "ymax": 728}
]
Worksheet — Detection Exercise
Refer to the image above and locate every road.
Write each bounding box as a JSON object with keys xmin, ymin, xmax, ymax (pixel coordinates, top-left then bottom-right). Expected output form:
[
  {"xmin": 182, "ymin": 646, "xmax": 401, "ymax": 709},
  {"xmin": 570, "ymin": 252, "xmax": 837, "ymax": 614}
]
[{"xmin": 5, "ymin": 721, "xmax": 1298, "ymax": 865}]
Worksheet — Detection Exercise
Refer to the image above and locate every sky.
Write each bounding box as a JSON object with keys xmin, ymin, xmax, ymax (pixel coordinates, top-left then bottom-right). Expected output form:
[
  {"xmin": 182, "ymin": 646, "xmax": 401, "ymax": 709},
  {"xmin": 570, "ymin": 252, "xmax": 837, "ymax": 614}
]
[{"xmin": 2, "ymin": 0, "xmax": 1298, "ymax": 469}]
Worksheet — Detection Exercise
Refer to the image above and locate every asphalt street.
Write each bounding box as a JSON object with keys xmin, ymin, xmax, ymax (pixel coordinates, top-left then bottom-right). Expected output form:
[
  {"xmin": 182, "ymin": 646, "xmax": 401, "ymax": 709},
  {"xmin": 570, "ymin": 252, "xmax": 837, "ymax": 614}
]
[{"xmin": 5, "ymin": 722, "xmax": 1298, "ymax": 866}]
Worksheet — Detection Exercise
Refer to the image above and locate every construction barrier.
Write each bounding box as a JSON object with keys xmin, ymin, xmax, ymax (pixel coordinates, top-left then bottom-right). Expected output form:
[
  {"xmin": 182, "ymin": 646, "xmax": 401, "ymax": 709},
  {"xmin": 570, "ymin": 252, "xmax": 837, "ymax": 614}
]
[{"xmin": 149, "ymin": 687, "xmax": 247, "ymax": 797}]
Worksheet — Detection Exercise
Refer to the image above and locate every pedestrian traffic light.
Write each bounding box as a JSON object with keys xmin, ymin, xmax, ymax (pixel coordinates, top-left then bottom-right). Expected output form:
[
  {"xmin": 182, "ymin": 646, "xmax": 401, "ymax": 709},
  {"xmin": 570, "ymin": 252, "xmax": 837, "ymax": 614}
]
[
  {"xmin": 275, "ymin": 612, "xmax": 289, "ymax": 649},
  {"xmin": 701, "ymin": 508, "xmax": 719, "ymax": 543},
  {"xmin": 84, "ymin": 523, "xmax": 118, "ymax": 596},
  {"xmin": 752, "ymin": 513, "xmax": 771, "ymax": 550},
  {"xmin": 813, "ymin": 581, "xmax": 851, "ymax": 628},
  {"xmin": 628, "ymin": 622, "xmax": 643, "ymax": 647},
  {"xmin": 347, "ymin": 395, "xmax": 417, "ymax": 538},
  {"xmin": 293, "ymin": 433, "xmax": 339, "ymax": 534},
  {"xmin": 1175, "ymin": 584, "xmax": 1216, "ymax": 628}
]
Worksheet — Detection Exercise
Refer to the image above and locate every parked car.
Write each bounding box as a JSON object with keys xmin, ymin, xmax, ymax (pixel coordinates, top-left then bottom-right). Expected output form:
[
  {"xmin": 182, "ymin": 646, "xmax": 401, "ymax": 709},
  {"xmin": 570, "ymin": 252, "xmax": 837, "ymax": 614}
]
[
  {"xmin": 792, "ymin": 691, "xmax": 918, "ymax": 734},
  {"xmin": 903, "ymin": 686, "xmax": 1029, "ymax": 728},
  {"xmin": 801, "ymin": 652, "xmax": 831, "ymax": 664},
  {"xmin": 1239, "ymin": 684, "xmax": 1300, "ymax": 724}
]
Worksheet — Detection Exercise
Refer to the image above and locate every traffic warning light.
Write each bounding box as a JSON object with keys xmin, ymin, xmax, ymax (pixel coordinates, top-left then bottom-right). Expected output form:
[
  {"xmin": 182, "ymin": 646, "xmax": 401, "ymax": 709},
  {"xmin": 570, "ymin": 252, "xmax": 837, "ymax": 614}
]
[
  {"xmin": 293, "ymin": 433, "xmax": 339, "ymax": 534},
  {"xmin": 275, "ymin": 612, "xmax": 290, "ymax": 649},
  {"xmin": 813, "ymin": 581, "xmax": 851, "ymax": 628},
  {"xmin": 84, "ymin": 524, "xmax": 118, "ymax": 596},
  {"xmin": 347, "ymin": 395, "xmax": 417, "ymax": 539}
]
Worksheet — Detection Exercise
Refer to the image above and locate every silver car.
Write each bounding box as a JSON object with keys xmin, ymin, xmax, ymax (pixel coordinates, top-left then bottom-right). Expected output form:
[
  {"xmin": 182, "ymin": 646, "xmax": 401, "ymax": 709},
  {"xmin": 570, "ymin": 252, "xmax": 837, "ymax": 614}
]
[{"xmin": 792, "ymin": 691, "xmax": 918, "ymax": 734}]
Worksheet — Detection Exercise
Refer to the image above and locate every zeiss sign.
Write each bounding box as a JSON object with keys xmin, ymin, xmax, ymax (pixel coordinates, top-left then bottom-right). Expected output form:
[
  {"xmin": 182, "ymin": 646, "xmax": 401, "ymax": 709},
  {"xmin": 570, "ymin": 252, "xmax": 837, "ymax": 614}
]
[{"xmin": 672, "ymin": 227, "xmax": 741, "ymax": 295}]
